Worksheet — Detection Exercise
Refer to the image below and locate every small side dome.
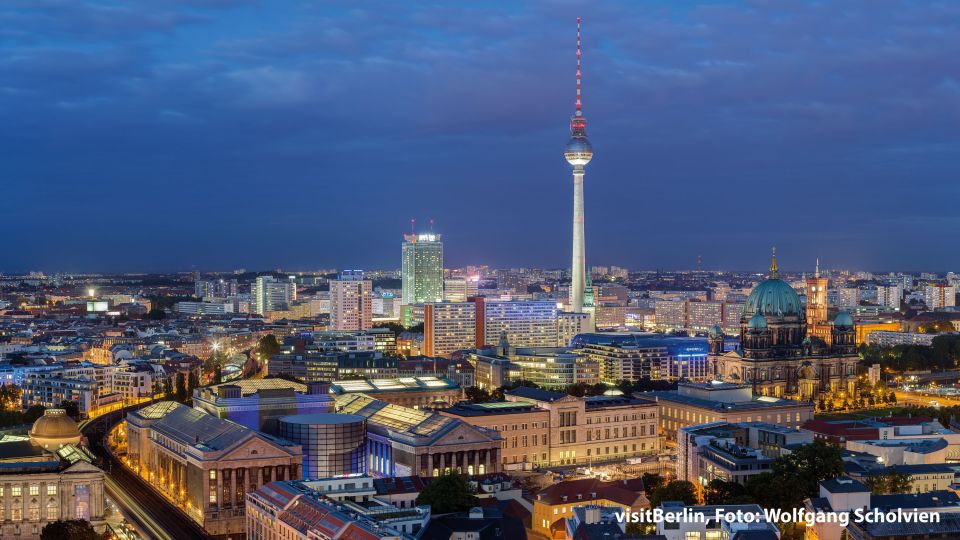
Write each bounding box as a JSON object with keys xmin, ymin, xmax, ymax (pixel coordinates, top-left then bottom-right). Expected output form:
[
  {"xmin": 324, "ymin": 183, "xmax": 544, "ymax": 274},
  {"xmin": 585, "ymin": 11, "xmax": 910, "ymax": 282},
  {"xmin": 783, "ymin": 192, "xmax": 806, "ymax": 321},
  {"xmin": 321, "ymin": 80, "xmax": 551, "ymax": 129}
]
[
  {"xmin": 29, "ymin": 409, "xmax": 81, "ymax": 450},
  {"xmin": 709, "ymin": 324, "xmax": 724, "ymax": 338},
  {"xmin": 748, "ymin": 312, "xmax": 768, "ymax": 330},
  {"xmin": 834, "ymin": 311, "xmax": 854, "ymax": 328}
]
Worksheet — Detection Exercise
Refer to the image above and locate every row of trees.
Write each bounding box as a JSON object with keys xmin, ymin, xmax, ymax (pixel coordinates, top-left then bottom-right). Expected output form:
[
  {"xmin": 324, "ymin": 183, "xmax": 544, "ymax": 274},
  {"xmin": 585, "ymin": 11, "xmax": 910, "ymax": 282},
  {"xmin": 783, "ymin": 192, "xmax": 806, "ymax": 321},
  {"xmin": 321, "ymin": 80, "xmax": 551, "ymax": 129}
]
[
  {"xmin": 643, "ymin": 441, "xmax": 845, "ymax": 540},
  {"xmin": 463, "ymin": 377, "xmax": 679, "ymax": 404},
  {"xmin": 859, "ymin": 335, "xmax": 960, "ymax": 372}
]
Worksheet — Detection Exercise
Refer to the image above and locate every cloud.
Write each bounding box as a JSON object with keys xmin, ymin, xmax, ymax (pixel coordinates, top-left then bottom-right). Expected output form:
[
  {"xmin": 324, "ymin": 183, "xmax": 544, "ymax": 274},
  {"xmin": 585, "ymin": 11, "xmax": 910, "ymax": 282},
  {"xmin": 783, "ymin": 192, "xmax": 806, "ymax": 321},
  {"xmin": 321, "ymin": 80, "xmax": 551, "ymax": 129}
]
[{"xmin": 0, "ymin": 0, "xmax": 958, "ymax": 272}]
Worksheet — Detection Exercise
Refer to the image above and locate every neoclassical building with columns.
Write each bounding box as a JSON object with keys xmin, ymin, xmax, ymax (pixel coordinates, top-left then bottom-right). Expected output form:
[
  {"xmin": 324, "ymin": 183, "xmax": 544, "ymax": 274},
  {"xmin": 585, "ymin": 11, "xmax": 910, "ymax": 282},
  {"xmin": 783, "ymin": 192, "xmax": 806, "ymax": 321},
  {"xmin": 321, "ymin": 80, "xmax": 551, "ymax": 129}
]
[
  {"xmin": 125, "ymin": 401, "xmax": 302, "ymax": 537},
  {"xmin": 708, "ymin": 253, "xmax": 860, "ymax": 401}
]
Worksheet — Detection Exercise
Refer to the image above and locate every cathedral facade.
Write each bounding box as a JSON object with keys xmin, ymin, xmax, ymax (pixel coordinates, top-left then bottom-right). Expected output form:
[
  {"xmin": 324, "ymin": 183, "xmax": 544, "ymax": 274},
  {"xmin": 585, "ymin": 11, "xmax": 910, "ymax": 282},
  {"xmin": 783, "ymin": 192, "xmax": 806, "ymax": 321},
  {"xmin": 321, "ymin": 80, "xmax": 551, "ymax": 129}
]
[{"xmin": 708, "ymin": 252, "xmax": 860, "ymax": 401}]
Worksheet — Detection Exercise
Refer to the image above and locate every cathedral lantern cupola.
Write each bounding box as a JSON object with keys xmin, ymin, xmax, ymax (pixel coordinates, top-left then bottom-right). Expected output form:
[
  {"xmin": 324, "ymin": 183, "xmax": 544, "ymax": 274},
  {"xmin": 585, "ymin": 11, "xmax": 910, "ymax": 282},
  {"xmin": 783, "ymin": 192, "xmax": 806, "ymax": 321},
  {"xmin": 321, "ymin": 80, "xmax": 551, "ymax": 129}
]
[{"xmin": 708, "ymin": 324, "xmax": 725, "ymax": 354}]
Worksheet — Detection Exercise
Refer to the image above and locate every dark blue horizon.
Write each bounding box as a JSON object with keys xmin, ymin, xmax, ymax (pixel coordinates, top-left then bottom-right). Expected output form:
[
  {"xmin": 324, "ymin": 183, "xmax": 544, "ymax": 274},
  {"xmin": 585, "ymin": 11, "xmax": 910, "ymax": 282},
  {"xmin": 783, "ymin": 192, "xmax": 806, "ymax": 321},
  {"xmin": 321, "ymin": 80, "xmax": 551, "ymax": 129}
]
[{"xmin": 2, "ymin": 1, "xmax": 958, "ymax": 274}]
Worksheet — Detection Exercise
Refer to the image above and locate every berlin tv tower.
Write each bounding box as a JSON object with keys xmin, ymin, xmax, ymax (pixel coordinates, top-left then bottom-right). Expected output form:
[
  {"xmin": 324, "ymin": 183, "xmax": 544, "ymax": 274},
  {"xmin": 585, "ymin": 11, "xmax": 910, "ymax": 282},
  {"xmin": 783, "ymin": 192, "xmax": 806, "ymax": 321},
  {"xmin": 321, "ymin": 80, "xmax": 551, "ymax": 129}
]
[{"xmin": 565, "ymin": 17, "xmax": 593, "ymax": 312}]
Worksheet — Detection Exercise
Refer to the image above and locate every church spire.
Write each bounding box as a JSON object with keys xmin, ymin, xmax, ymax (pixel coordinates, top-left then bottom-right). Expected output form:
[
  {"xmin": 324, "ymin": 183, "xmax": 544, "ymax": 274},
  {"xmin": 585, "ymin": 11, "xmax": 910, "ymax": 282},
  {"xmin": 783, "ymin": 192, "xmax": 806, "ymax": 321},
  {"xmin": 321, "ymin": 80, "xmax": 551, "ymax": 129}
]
[{"xmin": 770, "ymin": 247, "xmax": 779, "ymax": 279}]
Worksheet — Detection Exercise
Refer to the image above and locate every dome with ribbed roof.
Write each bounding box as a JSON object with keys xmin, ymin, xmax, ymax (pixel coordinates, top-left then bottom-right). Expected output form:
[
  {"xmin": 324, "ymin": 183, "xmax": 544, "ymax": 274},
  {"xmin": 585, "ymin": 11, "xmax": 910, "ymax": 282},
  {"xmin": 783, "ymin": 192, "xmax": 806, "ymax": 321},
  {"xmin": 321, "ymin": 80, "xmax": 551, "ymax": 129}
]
[
  {"xmin": 748, "ymin": 312, "xmax": 768, "ymax": 330},
  {"xmin": 834, "ymin": 311, "xmax": 854, "ymax": 327},
  {"xmin": 743, "ymin": 248, "xmax": 802, "ymax": 320},
  {"xmin": 29, "ymin": 409, "xmax": 81, "ymax": 450}
]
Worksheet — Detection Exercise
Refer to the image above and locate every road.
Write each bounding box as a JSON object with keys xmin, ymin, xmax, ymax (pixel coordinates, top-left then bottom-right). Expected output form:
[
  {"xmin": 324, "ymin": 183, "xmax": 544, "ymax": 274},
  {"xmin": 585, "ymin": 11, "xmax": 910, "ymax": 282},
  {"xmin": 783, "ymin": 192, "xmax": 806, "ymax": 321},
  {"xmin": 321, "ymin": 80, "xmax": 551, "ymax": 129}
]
[
  {"xmin": 82, "ymin": 408, "xmax": 211, "ymax": 540},
  {"xmin": 894, "ymin": 390, "xmax": 960, "ymax": 408}
]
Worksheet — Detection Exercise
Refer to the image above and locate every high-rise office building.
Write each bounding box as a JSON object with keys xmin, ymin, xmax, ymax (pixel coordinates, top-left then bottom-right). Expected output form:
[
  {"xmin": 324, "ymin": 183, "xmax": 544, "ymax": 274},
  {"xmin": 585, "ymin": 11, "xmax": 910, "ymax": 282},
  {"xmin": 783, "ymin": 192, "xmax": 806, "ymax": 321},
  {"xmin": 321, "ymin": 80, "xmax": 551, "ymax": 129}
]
[
  {"xmin": 329, "ymin": 270, "xmax": 373, "ymax": 331},
  {"xmin": 401, "ymin": 232, "xmax": 444, "ymax": 306},
  {"xmin": 443, "ymin": 276, "xmax": 478, "ymax": 302},
  {"xmin": 479, "ymin": 299, "xmax": 559, "ymax": 349},
  {"xmin": 876, "ymin": 284, "xmax": 903, "ymax": 309},
  {"xmin": 252, "ymin": 275, "xmax": 296, "ymax": 315},
  {"xmin": 423, "ymin": 302, "xmax": 477, "ymax": 357},
  {"xmin": 925, "ymin": 284, "xmax": 957, "ymax": 310}
]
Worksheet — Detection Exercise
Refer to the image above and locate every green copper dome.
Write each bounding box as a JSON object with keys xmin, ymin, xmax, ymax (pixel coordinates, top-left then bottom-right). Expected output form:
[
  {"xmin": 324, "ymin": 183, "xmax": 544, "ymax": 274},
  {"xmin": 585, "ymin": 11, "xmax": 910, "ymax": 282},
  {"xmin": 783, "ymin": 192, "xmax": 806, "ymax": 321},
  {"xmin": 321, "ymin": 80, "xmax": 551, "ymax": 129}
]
[
  {"xmin": 743, "ymin": 278, "xmax": 802, "ymax": 319},
  {"xmin": 742, "ymin": 247, "xmax": 802, "ymax": 320},
  {"xmin": 748, "ymin": 312, "xmax": 768, "ymax": 329},
  {"xmin": 834, "ymin": 311, "xmax": 854, "ymax": 327}
]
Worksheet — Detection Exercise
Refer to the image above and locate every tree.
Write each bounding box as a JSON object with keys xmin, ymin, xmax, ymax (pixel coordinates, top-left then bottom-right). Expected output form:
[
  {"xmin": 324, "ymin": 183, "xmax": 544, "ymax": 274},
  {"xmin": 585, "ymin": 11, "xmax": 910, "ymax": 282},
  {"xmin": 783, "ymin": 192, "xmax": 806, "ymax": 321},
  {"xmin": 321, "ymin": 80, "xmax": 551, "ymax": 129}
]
[
  {"xmin": 641, "ymin": 472, "xmax": 664, "ymax": 494},
  {"xmin": 464, "ymin": 387, "xmax": 490, "ymax": 403},
  {"xmin": 648, "ymin": 480, "xmax": 698, "ymax": 508},
  {"xmin": 213, "ymin": 364, "xmax": 223, "ymax": 385},
  {"xmin": 147, "ymin": 307, "xmax": 166, "ymax": 320},
  {"xmin": 256, "ymin": 334, "xmax": 282, "ymax": 359},
  {"xmin": 59, "ymin": 401, "xmax": 80, "ymax": 419},
  {"xmin": 187, "ymin": 372, "xmax": 199, "ymax": 400},
  {"xmin": 41, "ymin": 519, "xmax": 103, "ymax": 540},
  {"xmin": 704, "ymin": 479, "xmax": 753, "ymax": 505},
  {"xmin": 162, "ymin": 377, "xmax": 173, "ymax": 399},
  {"xmin": 864, "ymin": 472, "xmax": 911, "ymax": 495},
  {"xmin": 175, "ymin": 373, "xmax": 188, "ymax": 403},
  {"xmin": 0, "ymin": 384, "xmax": 22, "ymax": 411},
  {"xmin": 416, "ymin": 473, "xmax": 478, "ymax": 514}
]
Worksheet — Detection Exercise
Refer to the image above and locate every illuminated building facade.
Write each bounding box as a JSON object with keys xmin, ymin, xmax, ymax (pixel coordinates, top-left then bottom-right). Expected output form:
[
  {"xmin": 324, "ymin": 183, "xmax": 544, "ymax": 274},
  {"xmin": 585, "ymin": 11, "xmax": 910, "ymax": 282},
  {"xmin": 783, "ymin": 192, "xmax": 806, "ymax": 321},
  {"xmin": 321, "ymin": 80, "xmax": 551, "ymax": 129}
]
[
  {"xmin": 925, "ymin": 284, "xmax": 957, "ymax": 310},
  {"xmin": 0, "ymin": 410, "xmax": 106, "ymax": 539},
  {"xmin": 192, "ymin": 379, "xmax": 334, "ymax": 434},
  {"xmin": 806, "ymin": 259, "xmax": 832, "ymax": 344},
  {"xmin": 252, "ymin": 276, "xmax": 296, "ymax": 315},
  {"xmin": 126, "ymin": 401, "xmax": 303, "ymax": 537},
  {"xmin": 503, "ymin": 387, "xmax": 660, "ymax": 467},
  {"xmin": 423, "ymin": 302, "xmax": 476, "ymax": 357},
  {"xmin": 480, "ymin": 300, "xmax": 558, "ymax": 349},
  {"xmin": 335, "ymin": 394, "xmax": 502, "ymax": 478},
  {"xmin": 277, "ymin": 414, "xmax": 367, "ymax": 479},
  {"xmin": 645, "ymin": 382, "xmax": 815, "ymax": 440},
  {"xmin": 401, "ymin": 232, "xmax": 443, "ymax": 306},
  {"xmin": 708, "ymin": 250, "xmax": 860, "ymax": 401},
  {"xmin": 329, "ymin": 270, "xmax": 373, "ymax": 331}
]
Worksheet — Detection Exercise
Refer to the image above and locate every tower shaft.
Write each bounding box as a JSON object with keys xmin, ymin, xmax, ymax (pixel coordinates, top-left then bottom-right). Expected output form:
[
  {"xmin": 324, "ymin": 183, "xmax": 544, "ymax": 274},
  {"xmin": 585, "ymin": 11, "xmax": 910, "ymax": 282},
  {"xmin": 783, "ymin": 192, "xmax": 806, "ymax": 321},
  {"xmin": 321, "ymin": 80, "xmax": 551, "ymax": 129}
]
[{"xmin": 571, "ymin": 166, "xmax": 586, "ymax": 312}]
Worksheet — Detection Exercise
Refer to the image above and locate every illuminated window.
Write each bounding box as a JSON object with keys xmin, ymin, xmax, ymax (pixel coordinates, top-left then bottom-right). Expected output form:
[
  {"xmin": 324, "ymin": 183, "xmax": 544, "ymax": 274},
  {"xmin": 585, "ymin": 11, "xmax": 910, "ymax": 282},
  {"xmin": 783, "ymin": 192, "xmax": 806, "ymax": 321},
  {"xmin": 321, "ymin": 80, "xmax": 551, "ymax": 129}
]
[
  {"xmin": 29, "ymin": 485, "xmax": 39, "ymax": 496},
  {"xmin": 47, "ymin": 485, "xmax": 56, "ymax": 496},
  {"xmin": 12, "ymin": 486, "xmax": 21, "ymax": 497}
]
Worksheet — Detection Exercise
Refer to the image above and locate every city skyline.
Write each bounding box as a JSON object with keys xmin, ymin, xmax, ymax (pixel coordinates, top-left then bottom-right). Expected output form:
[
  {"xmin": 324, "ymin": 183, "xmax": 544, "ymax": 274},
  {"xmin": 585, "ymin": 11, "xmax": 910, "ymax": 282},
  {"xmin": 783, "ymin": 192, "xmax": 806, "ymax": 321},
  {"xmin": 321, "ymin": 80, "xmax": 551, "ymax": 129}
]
[{"xmin": 3, "ymin": 2, "xmax": 960, "ymax": 273}]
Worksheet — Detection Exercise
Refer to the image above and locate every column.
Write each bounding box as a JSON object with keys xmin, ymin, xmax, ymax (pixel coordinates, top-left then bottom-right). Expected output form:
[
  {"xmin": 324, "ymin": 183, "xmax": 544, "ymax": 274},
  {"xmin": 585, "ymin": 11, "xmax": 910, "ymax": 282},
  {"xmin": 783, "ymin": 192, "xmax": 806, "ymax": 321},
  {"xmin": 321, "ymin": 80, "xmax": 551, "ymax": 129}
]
[
  {"xmin": 216, "ymin": 469, "xmax": 223, "ymax": 510},
  {"xmin": 228, "ymin": 468, "xmax": 236, "ymax": 507},
  {"xmin": 438, "ymin": 453, "xmax": 445, "ymax": 475},
  {"xmin": 427, "ymin": 454, "xmax": 434, "ymax": 476},
  {"xmin": 256, "ymin": 467, "xmax": 263, "ymax": 489},
  {"xmin": 473, "ymin": 450, "xmax": 479, "ymax": 476}
]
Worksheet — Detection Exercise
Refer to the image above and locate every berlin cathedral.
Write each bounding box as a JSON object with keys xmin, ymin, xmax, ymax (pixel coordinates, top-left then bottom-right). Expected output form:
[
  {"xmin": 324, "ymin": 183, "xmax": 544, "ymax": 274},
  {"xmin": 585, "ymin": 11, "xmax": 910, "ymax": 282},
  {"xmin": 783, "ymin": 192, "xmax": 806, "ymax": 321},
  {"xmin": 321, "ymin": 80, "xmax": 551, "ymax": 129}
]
[{"xmin": 708, "ymin": 250, "xmax": 860, "ymax": 401}]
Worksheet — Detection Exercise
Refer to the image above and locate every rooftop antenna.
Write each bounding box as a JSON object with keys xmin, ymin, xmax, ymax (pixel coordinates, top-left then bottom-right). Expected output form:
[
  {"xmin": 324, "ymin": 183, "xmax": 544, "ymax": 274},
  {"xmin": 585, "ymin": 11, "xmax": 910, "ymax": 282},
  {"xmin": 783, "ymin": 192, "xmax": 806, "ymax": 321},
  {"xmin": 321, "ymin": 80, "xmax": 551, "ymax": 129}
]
[
  {"xmin": 697, "ymin": 255, "xmax": 702, "ymax": 272},
  {"xmin": 429, "ymin": 218, "xmax": 434, "ymax": 233},
  {"xmin": 576, "ymin": 16, "xmax": 582, "ymax": 116},
  {"xmin": 410, "ymin": 218, "xmax": 416, "ymax": 235}
]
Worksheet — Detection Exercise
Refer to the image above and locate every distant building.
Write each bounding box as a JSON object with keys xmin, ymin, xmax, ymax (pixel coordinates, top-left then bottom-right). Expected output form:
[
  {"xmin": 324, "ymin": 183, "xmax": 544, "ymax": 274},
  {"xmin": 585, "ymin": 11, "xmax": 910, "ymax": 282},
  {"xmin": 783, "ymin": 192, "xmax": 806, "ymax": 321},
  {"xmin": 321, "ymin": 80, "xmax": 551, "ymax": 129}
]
[
  {"xmin": 252, "ymin": 276, "xmax": 296, "ymax": 315},
  {"xmin": 423, "ymin": 302, "xmax": 477, "ymax": 357},
  {"xmin": 421, "ymin": 507, "xmax": 525, "ymax": 540},
  {"xmin": 479, "ymin": 299, "xmax": 559, "ymax": 349},
  {"xmin": 876, "ymin": 284, "xmax": 903, "ymax": 309},
  {"xmin": 329, "ymin": 270, "xmax": 373, "ymax": 331},
  {"xmin": 925, "ymin": 284, "xmax": 957, "ymax": 310},
  {"xmin": 571, "ymin": 333, "xmax": 710, "ymax": 383},
  {"xmin": 866, "ymin": 330, "xmax": 936, "ymax": 347},
  {"xmin": 401, "ymin": 233, "xmax": 444, "ymax": 307},
  {"xmin": 557, "ymin": 312, "xmax": 593, "ymax": 347}
]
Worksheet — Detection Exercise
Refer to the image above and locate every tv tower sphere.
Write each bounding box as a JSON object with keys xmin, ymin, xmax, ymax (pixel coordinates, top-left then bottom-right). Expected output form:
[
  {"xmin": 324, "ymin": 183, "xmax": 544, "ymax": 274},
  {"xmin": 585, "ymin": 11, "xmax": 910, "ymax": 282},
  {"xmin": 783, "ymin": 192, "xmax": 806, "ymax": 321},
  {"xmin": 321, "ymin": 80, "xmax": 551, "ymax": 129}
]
[{"xmin": 565, "ymin": 136, "xmax": 593, "ymax": 166}]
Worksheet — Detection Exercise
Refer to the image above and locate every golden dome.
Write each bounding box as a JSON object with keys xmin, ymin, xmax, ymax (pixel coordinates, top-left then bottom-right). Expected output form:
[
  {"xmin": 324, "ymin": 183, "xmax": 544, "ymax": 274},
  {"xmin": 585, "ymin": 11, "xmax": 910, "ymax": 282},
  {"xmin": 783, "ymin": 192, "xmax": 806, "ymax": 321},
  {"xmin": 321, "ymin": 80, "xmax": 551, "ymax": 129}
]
[{"xmin": 29, "ymin": 409, "xmax": 81, "ymax": 450}]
